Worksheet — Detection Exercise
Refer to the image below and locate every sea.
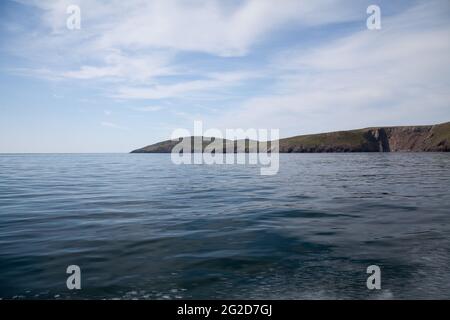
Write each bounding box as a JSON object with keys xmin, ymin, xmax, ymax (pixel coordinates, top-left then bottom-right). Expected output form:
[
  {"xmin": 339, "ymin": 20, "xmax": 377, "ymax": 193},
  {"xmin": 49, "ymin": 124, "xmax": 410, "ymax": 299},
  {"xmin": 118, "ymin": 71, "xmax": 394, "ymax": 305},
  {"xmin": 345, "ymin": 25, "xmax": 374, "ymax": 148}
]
[{"xmin": 0, "ymin": 153, "xmax": 449, "ymax": 299}]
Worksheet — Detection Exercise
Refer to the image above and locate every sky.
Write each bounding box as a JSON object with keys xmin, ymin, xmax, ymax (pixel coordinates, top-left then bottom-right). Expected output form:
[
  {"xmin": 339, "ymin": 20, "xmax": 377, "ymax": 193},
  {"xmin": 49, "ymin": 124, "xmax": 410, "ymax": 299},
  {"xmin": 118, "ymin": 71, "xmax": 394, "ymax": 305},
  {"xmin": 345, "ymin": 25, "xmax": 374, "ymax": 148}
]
[{"xmin": 0, "ymin": 0, "xmax": 449, "ymax": 152}]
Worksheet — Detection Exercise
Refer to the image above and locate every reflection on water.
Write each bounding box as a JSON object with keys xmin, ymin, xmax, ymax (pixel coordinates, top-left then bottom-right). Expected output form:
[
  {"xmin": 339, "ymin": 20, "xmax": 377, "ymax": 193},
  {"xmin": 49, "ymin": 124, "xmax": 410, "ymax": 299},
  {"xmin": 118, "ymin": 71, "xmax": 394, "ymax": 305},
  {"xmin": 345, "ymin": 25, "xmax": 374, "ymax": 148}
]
[{"xmin": 0, "ymin": 153, "xmax": 449, "ymax": 299}]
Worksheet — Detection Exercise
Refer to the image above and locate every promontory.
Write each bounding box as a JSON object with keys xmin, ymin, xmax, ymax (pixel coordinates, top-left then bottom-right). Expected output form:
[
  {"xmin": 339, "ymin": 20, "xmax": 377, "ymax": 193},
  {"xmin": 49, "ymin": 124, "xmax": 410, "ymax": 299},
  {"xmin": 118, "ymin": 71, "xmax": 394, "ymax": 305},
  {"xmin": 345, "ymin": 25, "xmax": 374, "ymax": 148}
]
[{"xmin": 131, "ymin": 122, "xmax": 450, "ymax": 153}]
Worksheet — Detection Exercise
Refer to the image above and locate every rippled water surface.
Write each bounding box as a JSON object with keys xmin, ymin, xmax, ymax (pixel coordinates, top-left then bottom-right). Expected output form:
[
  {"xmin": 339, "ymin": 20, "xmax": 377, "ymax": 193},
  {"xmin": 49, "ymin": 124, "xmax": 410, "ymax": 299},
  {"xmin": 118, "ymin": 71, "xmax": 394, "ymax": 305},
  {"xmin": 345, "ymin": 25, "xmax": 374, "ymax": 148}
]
[{"xmin": 0, "ymin": 153, "xmax": 449, "ymax": 299}]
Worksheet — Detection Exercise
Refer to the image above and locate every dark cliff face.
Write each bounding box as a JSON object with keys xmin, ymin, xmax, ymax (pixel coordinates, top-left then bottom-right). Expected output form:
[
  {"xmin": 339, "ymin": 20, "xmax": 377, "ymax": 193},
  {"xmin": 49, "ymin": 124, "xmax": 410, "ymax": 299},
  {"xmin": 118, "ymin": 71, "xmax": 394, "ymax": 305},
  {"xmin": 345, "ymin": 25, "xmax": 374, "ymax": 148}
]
[
  {"xmin": 276, "ymin": 122, "xmax": 450, "ymax": 153},
  {"xmin": 365, "ymin": 128, "xmax": 390, "ymax": 152},
  {"xmin": 131, "ymin": 122, "xmax": 450, "ymax": 153},
  {"xmin": 383, "ymin": 124, "xmax": 450, "ymax": 152}
]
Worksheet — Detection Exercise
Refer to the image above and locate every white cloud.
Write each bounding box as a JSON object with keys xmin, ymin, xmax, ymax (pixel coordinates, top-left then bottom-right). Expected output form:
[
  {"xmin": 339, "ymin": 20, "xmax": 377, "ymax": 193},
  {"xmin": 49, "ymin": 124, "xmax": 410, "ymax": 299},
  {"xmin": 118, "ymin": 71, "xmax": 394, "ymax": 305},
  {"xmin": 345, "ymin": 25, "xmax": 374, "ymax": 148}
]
[
  {"xmin": 12, "ymin": 0, "xmax": 327, "ymax": 100},
  {"xmin": 212, "ymin": 1, "xmax": 450, "ymax": 135},
  {"xmin": 62, "ymin": 52, "xmax": 174, "ymax": 81},
  {"xmin": 131, "ymin": 106, "xmax": 163, "ymax": 112},
  {"xmin": 62, "ymin": 0, "xmax": 361, "ymax": 57},
  {"xmin": 115, "ymin": 71, "xmax": 259, "ymax": 100},
  {"xmin": 11, "ymin": 0, "xmax": 362, "ymax": 68},
  {"xmin": 101, "ymin": 121, "xmax": 127, "ymax": 129}
]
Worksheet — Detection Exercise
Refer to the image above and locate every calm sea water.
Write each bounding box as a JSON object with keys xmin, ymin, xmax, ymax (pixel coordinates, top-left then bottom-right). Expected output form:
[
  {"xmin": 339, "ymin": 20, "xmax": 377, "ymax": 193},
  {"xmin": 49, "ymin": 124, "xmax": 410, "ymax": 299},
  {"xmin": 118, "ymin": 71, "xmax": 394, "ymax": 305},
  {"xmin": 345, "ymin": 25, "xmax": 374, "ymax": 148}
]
[{"xmin": 0, "ymin": 153, "xmax": 449, "ymax": 299}]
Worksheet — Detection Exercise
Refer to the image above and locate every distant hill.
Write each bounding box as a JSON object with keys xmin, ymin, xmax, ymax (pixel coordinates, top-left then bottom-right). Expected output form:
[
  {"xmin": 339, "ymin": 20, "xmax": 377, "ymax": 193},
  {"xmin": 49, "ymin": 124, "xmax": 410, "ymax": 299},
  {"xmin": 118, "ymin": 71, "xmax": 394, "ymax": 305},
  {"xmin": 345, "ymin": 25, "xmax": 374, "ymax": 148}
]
[{"xmin": 131, "ymin": 122, "xmax": 450, "ymax": 153}]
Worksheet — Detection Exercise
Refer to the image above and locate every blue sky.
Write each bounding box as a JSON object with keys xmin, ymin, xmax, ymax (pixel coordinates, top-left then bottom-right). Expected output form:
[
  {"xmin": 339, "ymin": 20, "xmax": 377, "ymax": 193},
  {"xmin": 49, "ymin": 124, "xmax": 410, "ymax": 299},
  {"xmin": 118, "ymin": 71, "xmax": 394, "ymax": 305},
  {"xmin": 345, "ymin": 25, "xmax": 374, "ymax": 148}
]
[{"xmin": 0, "ymin": 0, "xmax": 449, "ymax": 152}]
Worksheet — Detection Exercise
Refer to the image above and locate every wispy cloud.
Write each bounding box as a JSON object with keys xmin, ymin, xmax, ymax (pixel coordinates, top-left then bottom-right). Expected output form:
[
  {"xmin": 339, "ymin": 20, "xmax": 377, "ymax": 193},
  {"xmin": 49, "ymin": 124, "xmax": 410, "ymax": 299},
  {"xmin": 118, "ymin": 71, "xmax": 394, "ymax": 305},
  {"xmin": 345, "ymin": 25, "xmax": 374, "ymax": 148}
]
[
  {"xmin": 130, "ymin": 106, "xmax": 163, "ymax": 112},
  {"xmin": 115, "ymin": 71, "xmax": 261, "ymax": 100},
  {"xmin": 212, "ymin": 1, "xmax": 450, "ymax": 135},
  {"xmin": 100, "ymin": 121, "xmax": 127, "ymax": 130},
  {"xmin": 16, "ymin": 0, "xmax": 362, "ymax": 56},
  {"xmin": 61, "ymin": 52, "xmax": 175, "ymax": 82}
]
